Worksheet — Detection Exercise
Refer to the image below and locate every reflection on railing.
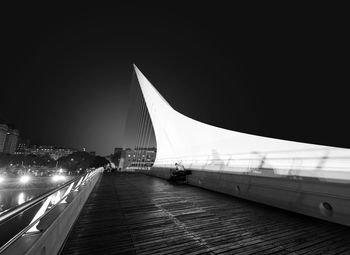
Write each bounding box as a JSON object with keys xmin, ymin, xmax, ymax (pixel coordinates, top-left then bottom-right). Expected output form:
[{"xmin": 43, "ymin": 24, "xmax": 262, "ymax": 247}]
[
  {"xmin": 17, "ymin": 193, "xmax": 25, "ymax": 206},
  {"xmin": 0, "ymin": 167, "xmax": 103, "ymax": 253},
  {"xmin": 153, "ymin": 147, "xmax": 350, "ymax": 181}
]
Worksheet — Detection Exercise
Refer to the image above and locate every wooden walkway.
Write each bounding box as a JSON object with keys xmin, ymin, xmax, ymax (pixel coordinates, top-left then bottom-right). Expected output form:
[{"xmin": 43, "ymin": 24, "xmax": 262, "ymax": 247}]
[{"xmin": 60, "ymin": 173, "xmax": 350, "ymax": 255}]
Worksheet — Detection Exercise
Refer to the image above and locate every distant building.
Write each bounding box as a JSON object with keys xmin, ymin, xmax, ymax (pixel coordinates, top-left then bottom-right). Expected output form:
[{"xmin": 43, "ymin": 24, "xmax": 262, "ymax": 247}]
[
  {"xmin": 0, "ymin": 124, "xmax": 19, "ymax": 154},
  {"xmin": 114, "ymin": 147, "xmax": 123, "ymax": 155},
  {"xmin": 22, "ymin": 145, "xmax": 75, "ymax": 160},
  {"xmin": 120, "ymin": 148, "xmax": 134, "ymax": 169},
  {"xmin": 0, "ymin": 124, "xmax": 7, "ymax": 153},
  {"xmin": 15, "ymin": 138, "xmax": 31, "ymax": 155},
  {"xmin": 120, "ymin": 147, "xmax": 157, "ymax": 170},
  {"xmin": 90, "ymin": 151, "xmax": 96, "ymax": 156},
  {"xmin": 5, "ymin": 129, "xmax": 19, "ymax": 154},
  {"xmin": 27, "ymin": 145, "xmax": 54, "ymax": 157},
  {"xmin": 110, "ymin": 147, "xmax": 123, "ymax": 168},
  {"xmin": 135, "ymin": 147, "xmax": 156, "ymax": 165},
  {"xmin": 49, "ymin": 147, "xmax": 75, "ymax": 160}
]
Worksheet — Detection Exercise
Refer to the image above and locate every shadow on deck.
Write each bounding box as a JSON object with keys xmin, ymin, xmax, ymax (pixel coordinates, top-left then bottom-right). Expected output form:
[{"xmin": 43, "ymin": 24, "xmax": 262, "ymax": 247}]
[{"xmin": 60, "ymin": 172, "xmax": 350, "ymax": 255}]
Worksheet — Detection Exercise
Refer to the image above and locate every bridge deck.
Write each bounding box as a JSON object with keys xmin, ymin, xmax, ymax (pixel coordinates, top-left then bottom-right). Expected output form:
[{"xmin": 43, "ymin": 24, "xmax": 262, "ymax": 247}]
[{"xmin": 60, "ymin": 173, "xmax": 350, "ymax": 255}]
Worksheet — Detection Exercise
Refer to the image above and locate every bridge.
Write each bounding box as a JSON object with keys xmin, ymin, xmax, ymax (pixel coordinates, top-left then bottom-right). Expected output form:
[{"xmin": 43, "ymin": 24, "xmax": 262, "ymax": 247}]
[{"xmin": 0, "ymin": 65, "xmax": 349, "ymax": 254}]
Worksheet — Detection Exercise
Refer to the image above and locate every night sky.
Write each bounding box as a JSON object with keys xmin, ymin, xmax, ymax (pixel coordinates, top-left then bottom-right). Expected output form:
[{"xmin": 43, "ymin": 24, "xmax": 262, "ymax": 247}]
[{"xmin": 1, "ymin": 5, "xmax": 349, "ymax": 155}]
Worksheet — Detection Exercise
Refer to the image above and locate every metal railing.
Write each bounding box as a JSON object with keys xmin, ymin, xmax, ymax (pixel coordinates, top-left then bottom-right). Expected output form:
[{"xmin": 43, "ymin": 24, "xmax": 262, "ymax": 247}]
[
  {"xmin": 0, "ymin": 167, "xmax": 102, "ymax": 253},
  {"xmin": 152, "ymin": 147, "xmax": 350, "ymax": 180}
]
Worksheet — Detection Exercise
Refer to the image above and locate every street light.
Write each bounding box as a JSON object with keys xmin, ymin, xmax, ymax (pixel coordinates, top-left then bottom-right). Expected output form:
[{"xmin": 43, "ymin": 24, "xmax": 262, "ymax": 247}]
[{"xmin": 20, "ymin": 175, "xmax": 31, "ymax": 184}]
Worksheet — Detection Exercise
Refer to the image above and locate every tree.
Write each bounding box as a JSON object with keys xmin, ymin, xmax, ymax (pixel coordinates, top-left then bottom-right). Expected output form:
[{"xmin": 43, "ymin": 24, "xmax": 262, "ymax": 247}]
[{"xmin": 90, "ymin": 156, "xmax": 109, "ymax": 168}]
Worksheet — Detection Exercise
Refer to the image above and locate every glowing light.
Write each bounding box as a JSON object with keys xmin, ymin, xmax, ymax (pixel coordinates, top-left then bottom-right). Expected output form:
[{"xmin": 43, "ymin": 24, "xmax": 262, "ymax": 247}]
[
  {"xmin": 0, "ymin": 176, "xmax": 4, "ymax": 183},
  {"xmin": 20, "ymin": 175, "xmax": 31, "ymax": 184},
  {"xmin": 52, "ymin": 175, "xmax": 66, "ymax": 182},
  {"xmin": 59, "ymin": 168, "xmax": 63, "ymax": 173}
]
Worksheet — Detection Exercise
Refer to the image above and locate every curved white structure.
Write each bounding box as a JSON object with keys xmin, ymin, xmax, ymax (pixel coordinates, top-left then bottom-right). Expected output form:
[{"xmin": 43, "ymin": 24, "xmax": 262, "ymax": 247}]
[
  {"xmin": 134, "ymin": 65, "xmax": 350, "ymax": 226},
  {"xmin": 134, "ymin": 65, "xmax": 350, "ymax": 181}
]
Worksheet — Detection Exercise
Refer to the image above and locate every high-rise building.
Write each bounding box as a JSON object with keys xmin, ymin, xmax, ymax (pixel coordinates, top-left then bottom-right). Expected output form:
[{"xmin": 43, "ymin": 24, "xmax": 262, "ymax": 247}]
[
  {"xmin": 4, "ymin": 128, "xmax": 19, "ymax": 154},
  {"xmin": 0, "ymin": 124, "xmax": 19, "ymax": 154},
  {"xmin": 0, "ymin": 124, "xmax": 8, "ymax": 153}
]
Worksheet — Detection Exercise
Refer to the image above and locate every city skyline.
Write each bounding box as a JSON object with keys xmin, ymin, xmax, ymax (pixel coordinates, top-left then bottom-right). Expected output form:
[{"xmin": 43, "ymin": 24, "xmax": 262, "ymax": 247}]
[
  {"xmin": 1, "ymin": 5, "xmax": 349, "ymax": 155},
  {"xmin": 0, "ymin": 123, "xmax": 94, "ymax": 155}
]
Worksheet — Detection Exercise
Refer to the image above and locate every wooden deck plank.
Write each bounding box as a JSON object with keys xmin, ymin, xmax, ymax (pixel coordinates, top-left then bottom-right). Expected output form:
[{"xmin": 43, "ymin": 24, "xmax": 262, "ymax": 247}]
[{"xmin": 60, "ymin": 173, "xmax": 350, "ymax": 255}]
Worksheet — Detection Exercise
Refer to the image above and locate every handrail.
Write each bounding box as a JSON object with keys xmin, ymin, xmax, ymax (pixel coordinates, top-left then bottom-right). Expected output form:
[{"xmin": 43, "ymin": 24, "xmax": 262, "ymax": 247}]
[
  {"xmin": 0, "ymin": 168, "xmax": 101, "ymax": 253},
  {"xmin": 154, "ymin": 147, "xmax": 350, "ymax": 161},
  {"xmin": 134, "ymin": 156, "xmax": 350, "ymax": 164},
  {"xmin": 144, "ymin": 148, "xmax": 350, "ymax": 181},
  {"xmin": 0, "ymin": 174, "xmax": 81, "ymax": 224}
]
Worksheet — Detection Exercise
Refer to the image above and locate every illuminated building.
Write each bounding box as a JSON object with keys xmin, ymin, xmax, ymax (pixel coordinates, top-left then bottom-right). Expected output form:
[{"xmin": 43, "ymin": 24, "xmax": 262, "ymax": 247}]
[
  {"xmin": 23, "ymin": 145, "xmax": 75, "ymax": 160},
  {"xmin": 15, "ymin": 138, "xmax": 31, "ymax": 155},
  {"xmin": 120, "ymin": 147, "xmax": 156, "ymax": 170}
]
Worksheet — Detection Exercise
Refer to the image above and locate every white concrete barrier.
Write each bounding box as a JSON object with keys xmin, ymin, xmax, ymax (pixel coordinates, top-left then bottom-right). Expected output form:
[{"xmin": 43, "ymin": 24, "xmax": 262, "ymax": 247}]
[{"xmin": 143, "ymin": 167, "xmax": 350, "ymax": 227}]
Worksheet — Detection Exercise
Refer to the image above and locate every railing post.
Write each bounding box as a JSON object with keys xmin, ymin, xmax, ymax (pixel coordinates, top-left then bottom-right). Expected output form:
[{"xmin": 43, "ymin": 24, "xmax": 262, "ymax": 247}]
[
  {"xmin": 51, "ymin": 191, "xmax": 61, "ymax": 205},
  {"xmin": 74, "ymin": 176, "xmax": 84, "ymax": 191},
  {"xmin": 60, "ymin": 182, "xmax": 74, "ymax": 204},
  {"xmin": 26, "ymin": 194, "xmax": 54, "ymax": 233}
]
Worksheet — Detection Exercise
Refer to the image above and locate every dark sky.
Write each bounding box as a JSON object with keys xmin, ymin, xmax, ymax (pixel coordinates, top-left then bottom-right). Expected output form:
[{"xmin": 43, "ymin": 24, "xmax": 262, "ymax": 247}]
[{"xmin": 1, "ymin": 4, "xmax": 349, "ymax": 155}]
